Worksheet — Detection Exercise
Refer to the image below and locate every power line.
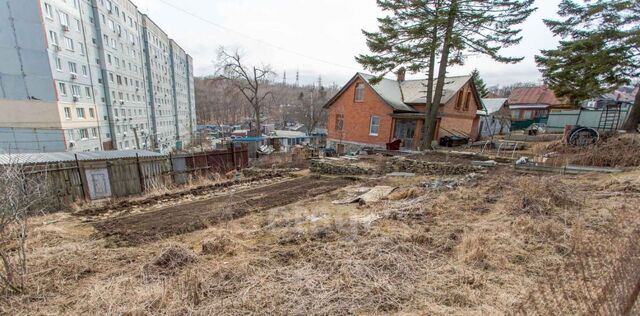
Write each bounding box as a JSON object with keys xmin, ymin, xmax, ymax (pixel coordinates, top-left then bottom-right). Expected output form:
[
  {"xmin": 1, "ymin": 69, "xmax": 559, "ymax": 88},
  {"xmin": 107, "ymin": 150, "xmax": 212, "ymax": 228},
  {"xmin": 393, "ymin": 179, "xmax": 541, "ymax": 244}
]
[{"xmin": 154, "ymin": 0, "xmax": 361, "ymax": 72}]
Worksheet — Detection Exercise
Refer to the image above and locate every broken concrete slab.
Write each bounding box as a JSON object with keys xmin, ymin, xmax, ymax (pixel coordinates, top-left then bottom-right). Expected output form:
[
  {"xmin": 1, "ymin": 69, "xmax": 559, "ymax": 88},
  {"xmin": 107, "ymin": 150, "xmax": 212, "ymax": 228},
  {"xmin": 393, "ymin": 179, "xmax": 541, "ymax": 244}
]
[
  {"xmin": 332, "ymin": 186, "xmax": 397, "ymax": 204},
  {"xmin": 386, "ymin": 172, "xmax": 417, "ymax": 177},
  {"xmin": 471, "ymin": 160, "xmax": 497, "ymax": 167}
]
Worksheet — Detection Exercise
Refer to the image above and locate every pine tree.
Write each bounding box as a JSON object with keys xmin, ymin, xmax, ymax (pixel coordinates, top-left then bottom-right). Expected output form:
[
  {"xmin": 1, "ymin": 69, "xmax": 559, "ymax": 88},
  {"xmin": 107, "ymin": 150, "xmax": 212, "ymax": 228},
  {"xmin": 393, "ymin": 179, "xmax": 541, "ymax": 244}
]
[
  {"xmin": 357, "ymin": 0, "xmax": 535, "ymax": 148},
  {"xmin": 471, "ymin": 69, "xmax": 488, "ymax": 98},
  {"xmin": 536, "ymin": 0, "xmax": 640, "ymax": 131}
]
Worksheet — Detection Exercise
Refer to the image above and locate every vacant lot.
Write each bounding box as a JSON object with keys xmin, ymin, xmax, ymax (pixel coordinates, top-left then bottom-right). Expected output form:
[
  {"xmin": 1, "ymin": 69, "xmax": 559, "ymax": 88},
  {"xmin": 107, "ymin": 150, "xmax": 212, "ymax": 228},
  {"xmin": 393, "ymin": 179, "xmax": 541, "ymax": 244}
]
[{"xmin": 3, "ymin": 155, "xmax": 640, "ymax": 315}]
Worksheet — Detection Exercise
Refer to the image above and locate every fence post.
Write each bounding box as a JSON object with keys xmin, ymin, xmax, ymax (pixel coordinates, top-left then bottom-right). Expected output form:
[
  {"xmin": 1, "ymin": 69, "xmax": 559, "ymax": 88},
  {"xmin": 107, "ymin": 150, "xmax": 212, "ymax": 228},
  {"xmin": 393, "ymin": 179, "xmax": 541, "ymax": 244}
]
[
  {"xmin": 74, "ymin": 154, "xmax": 87, "ymax": 200},
  {"xmin": 136, "ymin": 153, "xmax": 145, "ymax": 193},
  {"xmin": 230, "ymin": 143, "xmax": 236, "ymax": 169}
]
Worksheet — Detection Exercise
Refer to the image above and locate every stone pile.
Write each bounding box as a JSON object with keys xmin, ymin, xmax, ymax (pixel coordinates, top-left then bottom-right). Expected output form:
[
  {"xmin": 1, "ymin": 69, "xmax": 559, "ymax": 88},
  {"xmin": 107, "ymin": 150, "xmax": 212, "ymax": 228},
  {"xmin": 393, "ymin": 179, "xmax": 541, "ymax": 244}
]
[
  {"xmin": 310, "ymin": 160, "xmax": 372, "ymax": 175},
  {"xmin": 381, "ymin": 157, "xmax": 479, "ymax": 175}
]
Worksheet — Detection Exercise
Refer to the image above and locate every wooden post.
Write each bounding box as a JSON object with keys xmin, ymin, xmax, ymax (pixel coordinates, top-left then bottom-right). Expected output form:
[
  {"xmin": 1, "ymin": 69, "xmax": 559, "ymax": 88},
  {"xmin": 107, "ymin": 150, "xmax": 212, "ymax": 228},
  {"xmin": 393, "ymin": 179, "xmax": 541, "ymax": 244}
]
[
  {"xmin": 74, "ymin": 154, "xmax": 87, "ymax": 200},
  {"xmin": 230, "ymin": 143, "xmax": 236, "ymax": 169},
  {"xmin": 135, "ymin": 153, "xmax": 145, "ymax": 193}
]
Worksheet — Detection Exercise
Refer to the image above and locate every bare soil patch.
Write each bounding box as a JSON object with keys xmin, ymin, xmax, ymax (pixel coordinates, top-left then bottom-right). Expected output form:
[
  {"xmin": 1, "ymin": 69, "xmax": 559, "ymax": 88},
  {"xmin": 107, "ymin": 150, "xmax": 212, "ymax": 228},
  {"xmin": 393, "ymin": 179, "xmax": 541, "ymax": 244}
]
[{"xmin": 93, "ymin": 176, "xmax": 354, "ymax": 246}]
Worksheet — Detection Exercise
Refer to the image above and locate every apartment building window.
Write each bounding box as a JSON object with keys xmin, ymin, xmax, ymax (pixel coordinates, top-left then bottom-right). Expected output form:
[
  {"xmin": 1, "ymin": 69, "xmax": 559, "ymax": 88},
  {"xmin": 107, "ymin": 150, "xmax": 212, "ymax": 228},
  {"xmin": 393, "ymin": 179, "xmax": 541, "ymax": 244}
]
[
  {"xmin": 108, "ymin": 20, "xmax": 114, "ymax": 31},
  {"xmin": 76, "ymin": 108, "xmax": 85, "ymax": 119},
  {"xmin": 72, "ymin": 0, "xmax": 78, "ymax": 8},
  {"xmin": 109, "ymin": 73, "xmax": 114, "ymax": 82},
  {"xmin": 111, "ymin": 39, "xmax": 117, "ymax": 49},
  {"xmin": 72, "ymin": 85, "xmax": 81, "ymax": 97},
  {"xmin": 64, "ymin": 107, "xmax": 71, "ymax": 119},
  {"xmin": 75, "ymin": 19, "xmax": 81, "ymax": 31},
  {"xmin": 59, "ymin": 11, "xmax": 69, "ymax": 27},
  {"xmin": 44, "ymin": 3, "xmax": 53, "ymax": 19},
  {"xmin": 55, "ymin": 58, "xmax": 62, "ymax": 71},
  {"xmin": 58, "ymin": 82, "xmax": 67, "ymax": 96},
  {"xmin": 89, "ymin": 108, "xmax": 95, "ymax": 118},
  {"xmin": 369, "ymin": 116, "xmax": 380, "ymax": 136},
  {"xmin": 107, "ymin": 54, "xmax": 112, "ymax": 65},
  {"xmin": 49, "ymin": 31, "xmax": 59, "ymax": 47},
  {"xmin": 64, "ymin": 37, "xmax": 74, "ymax": 51},
  {"xmin": 68, "ymin": 62, "xmax": 77, "ymax": 74},
  {"xmin": 67, "ymin": 129, "xmax": 75, "ymax": 141},
  {"xmin": 82, "ymin": 65, "xmax": 88, "ymax": 76},
  {"xmin": 85, "ymin": 87, "xmax": 92, "ymax": 98},
  {"xmin": 116, "ymin": 75, "xmax": 122, "ymax": 85},
  {"xmin": 91, "ymin": 128, "xmax": 97, "ymax": 138},
  {"xmin": 335, "ymin": 114, "xmax": 344, "ymax": 131},
  {"xmin": 79, "ymin": 128, "xmax": 89, "ymax": 139},
  {"xmin": 78, "ymin": 42, "xmax": 85, "ymax": 55},
  {"xmin": 114, "ymin": 57, "xmax": 120, "ymax": 67},
  {"xmin": 355, "ymin": 83, "xmax": 365, "ymax": 102}
]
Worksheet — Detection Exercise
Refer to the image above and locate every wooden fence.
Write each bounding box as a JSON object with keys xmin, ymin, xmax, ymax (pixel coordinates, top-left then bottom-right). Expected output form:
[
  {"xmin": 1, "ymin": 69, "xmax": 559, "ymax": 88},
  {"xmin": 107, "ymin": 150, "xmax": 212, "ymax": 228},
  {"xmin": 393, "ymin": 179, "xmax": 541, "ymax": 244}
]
[
  {"xmin": 170, "ymin": 145, "xmax": 249, "ymax": 184},
  {"xmin": 13, "ymin": 147, "xmax": 248, "ymax": 204}
]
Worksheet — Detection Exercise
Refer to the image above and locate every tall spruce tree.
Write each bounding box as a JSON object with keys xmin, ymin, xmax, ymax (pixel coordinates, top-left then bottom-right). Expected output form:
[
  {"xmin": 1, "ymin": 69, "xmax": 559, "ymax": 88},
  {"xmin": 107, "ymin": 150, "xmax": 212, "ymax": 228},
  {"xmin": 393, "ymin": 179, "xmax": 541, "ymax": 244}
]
[
  {"xmin": 471, "ymin": 69, "xmax": 489, "ymax": 97},
  {"xmin": 536, "ymin": 0, "xmax": 640, "ymax": 131},
  {"xmin": 357, "ymin": 0, "xmax": 535, "ymax": 149}
]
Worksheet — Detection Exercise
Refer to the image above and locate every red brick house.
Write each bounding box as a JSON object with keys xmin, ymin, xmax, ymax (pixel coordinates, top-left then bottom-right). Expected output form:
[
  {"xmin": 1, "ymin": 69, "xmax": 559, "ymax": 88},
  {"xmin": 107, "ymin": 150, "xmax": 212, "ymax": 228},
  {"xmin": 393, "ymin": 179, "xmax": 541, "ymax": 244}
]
[{"xmin": 324, "ymin": 72, "xmax": 482, "ymax": 152}]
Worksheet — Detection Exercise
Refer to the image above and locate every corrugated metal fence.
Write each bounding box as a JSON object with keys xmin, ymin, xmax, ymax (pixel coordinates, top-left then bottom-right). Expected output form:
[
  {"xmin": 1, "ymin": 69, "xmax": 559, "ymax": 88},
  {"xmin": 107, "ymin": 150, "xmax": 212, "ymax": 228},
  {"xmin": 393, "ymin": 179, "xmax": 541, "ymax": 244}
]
[{"xmin": 546, "ymin": 108, "xmax": 630, "ymax": 132}]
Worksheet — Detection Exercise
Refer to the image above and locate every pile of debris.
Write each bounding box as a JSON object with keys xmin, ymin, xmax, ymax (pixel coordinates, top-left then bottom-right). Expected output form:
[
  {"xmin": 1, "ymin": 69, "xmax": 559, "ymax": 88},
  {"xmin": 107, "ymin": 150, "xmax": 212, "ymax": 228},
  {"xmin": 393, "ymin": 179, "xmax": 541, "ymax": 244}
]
[
  {"xmin": 310, "ymin": 160, "xmax": 373, "ymax": 175},
  {"xmin": 242, "ymin": 167, "xmax": 298, "ymax": 178},
  {"xmin": 382, "ymin": 157, "xmax": 479, "ymax": 175},
  {"xmin": 421, "ymin": 173, "xmax": 479, "ymax": 191}
]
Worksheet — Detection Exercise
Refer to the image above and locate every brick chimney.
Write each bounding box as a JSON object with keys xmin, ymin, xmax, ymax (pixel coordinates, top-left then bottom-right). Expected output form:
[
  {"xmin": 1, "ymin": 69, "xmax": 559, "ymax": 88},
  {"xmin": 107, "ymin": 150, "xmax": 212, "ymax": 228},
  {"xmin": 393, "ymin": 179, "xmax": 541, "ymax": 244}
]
[{"xmin": 396, "ymin": 67, "xmax": 406, "ymax": 82}]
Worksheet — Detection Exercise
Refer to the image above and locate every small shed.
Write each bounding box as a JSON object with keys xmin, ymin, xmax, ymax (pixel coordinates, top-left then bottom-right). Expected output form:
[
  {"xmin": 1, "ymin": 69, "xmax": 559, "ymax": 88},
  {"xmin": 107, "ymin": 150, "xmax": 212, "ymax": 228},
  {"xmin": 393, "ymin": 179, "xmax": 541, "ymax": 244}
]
[
  {"xmin": 267, "ymin": 130, "xmax": 314, "ymax": 152},
  {"xmin": 478, "ymin": 98, "xmax": 511, "ymax": 137}
]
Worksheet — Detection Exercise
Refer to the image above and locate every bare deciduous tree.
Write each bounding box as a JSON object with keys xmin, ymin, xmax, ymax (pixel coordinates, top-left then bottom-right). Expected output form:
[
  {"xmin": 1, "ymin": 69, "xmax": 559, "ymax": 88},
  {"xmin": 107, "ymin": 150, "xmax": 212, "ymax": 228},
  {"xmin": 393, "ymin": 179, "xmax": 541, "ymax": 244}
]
[
  {"xmin": 0, "ymin": 162, "xmax": 52, "ymax": 294},
  {"xmin": 297, "ymin": 85, "xmax": 329, "ymax": 135},
  {"xmin": 216, "ymin": 48, "xmax": 276, "ymax": 134}
]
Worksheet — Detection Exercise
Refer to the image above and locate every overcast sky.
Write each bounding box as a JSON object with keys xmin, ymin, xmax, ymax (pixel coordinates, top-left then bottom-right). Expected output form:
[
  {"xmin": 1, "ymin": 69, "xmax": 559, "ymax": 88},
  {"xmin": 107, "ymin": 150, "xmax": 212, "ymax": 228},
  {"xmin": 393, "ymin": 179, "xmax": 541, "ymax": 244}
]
[{"xmin": 133, "ymin": 0, "xmax": 563, "ymax": 87}]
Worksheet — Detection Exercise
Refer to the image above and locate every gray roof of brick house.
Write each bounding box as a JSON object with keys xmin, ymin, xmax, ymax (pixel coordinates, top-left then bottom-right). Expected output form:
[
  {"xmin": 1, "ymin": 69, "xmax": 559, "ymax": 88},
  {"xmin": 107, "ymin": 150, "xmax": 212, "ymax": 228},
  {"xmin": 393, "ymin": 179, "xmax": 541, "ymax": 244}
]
[
  {"xmin": 0, "ymin": 150, "xmax": 166, "ymax": 165},
  {"xmin": 326, "ymin": 73, "xmax": 473, "ymax": 113}
]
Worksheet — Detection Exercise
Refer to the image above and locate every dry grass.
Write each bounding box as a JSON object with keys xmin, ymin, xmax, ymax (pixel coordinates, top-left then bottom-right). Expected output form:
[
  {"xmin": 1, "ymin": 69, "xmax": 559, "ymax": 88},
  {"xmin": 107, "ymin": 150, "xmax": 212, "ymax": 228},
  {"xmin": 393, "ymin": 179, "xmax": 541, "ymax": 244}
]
[
  {"xmin": 2, "ymin": 169, "xmax": 640, "ymax": 315},
  {"xmin": 538, "ymin": 134, "xmax": 640, "ymax": 167},
  {"xmin": 507, "ymin": 176, "xmax": 581, "ymax": 216}
]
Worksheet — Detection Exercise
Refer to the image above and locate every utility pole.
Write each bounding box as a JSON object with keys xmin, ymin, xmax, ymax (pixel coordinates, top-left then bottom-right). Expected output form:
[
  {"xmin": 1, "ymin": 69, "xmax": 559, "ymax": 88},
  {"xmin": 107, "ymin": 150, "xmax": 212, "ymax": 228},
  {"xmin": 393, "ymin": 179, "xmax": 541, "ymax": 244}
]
[
  {"xmin": 282, "ymin": 71, "xmax": 287, "ymax": 86},
  {"xmin": 132, "ymin": 126, "xmax": 141, "ymax": 149}
]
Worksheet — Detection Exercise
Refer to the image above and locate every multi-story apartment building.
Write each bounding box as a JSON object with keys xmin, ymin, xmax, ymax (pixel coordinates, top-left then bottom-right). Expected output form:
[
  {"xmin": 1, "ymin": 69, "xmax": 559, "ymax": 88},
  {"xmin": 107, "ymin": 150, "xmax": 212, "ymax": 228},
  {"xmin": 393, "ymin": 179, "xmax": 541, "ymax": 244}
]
[
  {"xmin": 0, "ymin": 0, "xmax": 195, "ymax": 153},
  {"xmin": 142, "ymin": 15, "xmax": 175, "ymax": 151},
  {"xmin": 169, "ymin": 40, "xmax": 192, "ymax": 146}
]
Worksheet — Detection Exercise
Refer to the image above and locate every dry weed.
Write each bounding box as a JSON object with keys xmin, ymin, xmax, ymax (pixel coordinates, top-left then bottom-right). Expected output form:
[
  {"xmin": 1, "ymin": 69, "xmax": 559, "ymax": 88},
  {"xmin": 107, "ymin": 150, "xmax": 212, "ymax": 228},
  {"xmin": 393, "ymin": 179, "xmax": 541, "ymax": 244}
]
[
  {"xmin": 508, "ymin": 176, "xmax": 580, "ymax": 216},
  {"xmin": 386, "ymin": 187, "xmax": 422, "ymax": 200},
  {"xmin": 144, "ymin": 243, "xmax": 197, "ymax": 277},
  {"xmin": 201, "ymin": 234, "xmax": 236, "ymax": 256},
  {"xmin": 540, "ymin": 134, "xmax": 640, "ymax": 167}
]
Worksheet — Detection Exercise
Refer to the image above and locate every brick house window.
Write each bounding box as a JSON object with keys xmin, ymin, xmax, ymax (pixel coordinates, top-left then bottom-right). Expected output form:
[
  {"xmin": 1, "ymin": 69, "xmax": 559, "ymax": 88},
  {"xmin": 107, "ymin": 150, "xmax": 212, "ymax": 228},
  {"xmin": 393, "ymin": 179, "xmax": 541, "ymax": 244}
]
[
  {"xmin": 369, "ymin": 116, "xmax": 380, "ymax": 136},
  {"xmin": 355, "ymin": 83, "xmax": 365, "ymax": 102},
  {"xmin": 463, "ymin": 91, "xmax": 471, "ymax": 111},
  {"xmin": 455, "ymin": 90, "xmax": 464, "ymax": 110},
  {"xmin": 335, "ymin": 114, "xmax": 344, "ymax": 131}
]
